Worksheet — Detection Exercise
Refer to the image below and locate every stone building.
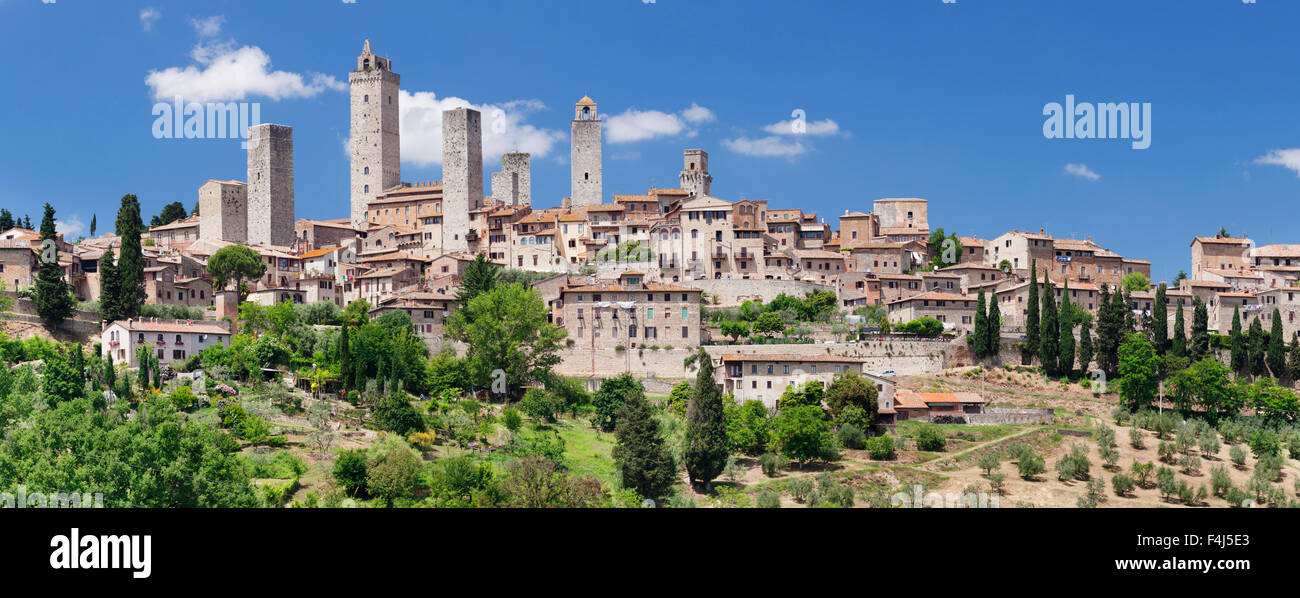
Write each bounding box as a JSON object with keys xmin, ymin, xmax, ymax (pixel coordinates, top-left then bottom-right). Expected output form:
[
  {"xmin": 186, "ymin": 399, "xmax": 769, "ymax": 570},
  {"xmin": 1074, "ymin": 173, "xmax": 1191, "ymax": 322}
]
[
  {"xmin": 873, "ymin": 198, "xmax": 929, "ymax": 242},
  {"xmin": 679, "ymin": 149, "xmax": 712, "ymax": 198},
  {"xmin": 886, "ymin": 291, "xmax": 977, "ymax": 332},
  {"xmin": 197, "ymin": 179, "xmax": 247, "ymax": 243},
  {"xmin": 442, "ymin": 107, "xmax": 483, "ymax": 254},
  {"xmin": 349, "ymin": 39, "xmax": 401, "ymax": 228},
  {"xmin": 246, "ymin": 123, "xmax": 295, "ymax": 247},
  {"xmin": 570, "ymin": 97, "xmax": 602, "ymax": 207},
  {"xmin": 149, "ymin": 216, "xmax": 200, "ymax": 252},
  {"xmin": 101, "ymin": 318, "xmax": 233, "ymax": 367},
  {"xmin": 491, "ymin": 152, "xmax": 531, "ymax": 206},
  {"xmin": 718, "ymin": 354, "xmax": 873, "ymax": 409},
  {"xmin": 558, "ymin": 281, "xmax": 702, "ymax": 351}
]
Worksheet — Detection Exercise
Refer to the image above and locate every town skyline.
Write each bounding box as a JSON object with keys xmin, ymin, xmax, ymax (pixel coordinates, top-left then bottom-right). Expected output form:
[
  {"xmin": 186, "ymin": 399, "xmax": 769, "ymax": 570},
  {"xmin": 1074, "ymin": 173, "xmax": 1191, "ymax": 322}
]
[{"xmin": 5, "ymin": 1, "xmax": 1300, "ymax": 282}]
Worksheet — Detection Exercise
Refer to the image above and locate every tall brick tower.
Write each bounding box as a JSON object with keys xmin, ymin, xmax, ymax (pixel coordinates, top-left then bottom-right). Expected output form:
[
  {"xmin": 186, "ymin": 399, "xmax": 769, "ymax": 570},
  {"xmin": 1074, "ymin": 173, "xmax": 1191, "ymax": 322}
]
[
  {"xmin": 246, "ymin": 123, "xmax": 294, "ymax": 247},
  {"xmin": 570, "ymin": 96, "xmax": 602, "ymax": 207},
  {"xmin": 349, "ymin": 39, "xmax": 400, "ymax": 228},
  {"xmin": 442, "ymin": 107, "xmax": 482, "ymax": 254},
  {"xmin": 679, "ymin": 148, "xmax": 712, "ymax": 198}
]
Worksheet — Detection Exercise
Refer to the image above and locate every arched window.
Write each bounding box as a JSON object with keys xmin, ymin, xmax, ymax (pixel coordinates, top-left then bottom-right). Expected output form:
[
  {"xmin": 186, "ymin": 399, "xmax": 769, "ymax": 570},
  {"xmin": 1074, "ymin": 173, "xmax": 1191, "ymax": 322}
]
[
  {"xmin": 364, "ymin": 167, "xmax": 370, "ymax": 175},
  {"xmin": 364, "ymin": 94, "xmax": 369, "ymax": 102},
  {"xmin": 364, "ymin": 185, "xmax": 369, "ymax": 193}
]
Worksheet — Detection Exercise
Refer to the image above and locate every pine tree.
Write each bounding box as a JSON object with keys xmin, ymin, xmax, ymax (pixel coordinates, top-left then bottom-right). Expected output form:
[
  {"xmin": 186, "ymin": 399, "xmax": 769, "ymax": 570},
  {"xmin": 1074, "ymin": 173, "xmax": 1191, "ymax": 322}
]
[
  {"xmin": 1191, "ymin": 297, "xmax": 1209, "ymax": 360},
  {"xmin": 1229, "ymin": 307, "xmax": 1246, "ymax": 374},
  {"xmin": 23, "ymin": 215, "xmax": 32, "ymax": 229},
  {"xmin": 1025, "ymin": 261, "xmax": 1040, "ymax": 362},
  {"xmin": 114, "ymin": 195, "xmax": 146, "ymax": 319},
  {"xmin": 1039, "ymin": 279, "xmax": 1059, "ymax": 376},
  {"xmin": 1058, "ymin": 280, "xmax": 1076, "ymax": 375},
  {"xmin": 1267, "ymin": 308, "xmax": 1285, "ymax": 378},
  {"xmin": 972, "ymin": 290, "xmax": 988, "ymax": 359},
  {"xmin": 1248, "ymin": 318, "xmax": 1266, "ymax": 377},
  {"xmin": 1171, "ymin": 305, "xmax": 1187, "ymax": 358},
  {"xmin": 1152, "ymin": 284, "xmax": 1168, "ymax": 355},
  {"xmin": 611, "ymin": 385, "xmax": 677, "ymax": 502},
  {"xmin": 456, "ymin": 253, "xmax": 499, "ymax": 311},
  {"xmin": 684, "ymin": 350, "xmax": 728, "ymax": 490},
  {"xmin": 1078, "ymin": 320, "xmax": 1094, "ymax": 372},
  {"xmin": 34, "ymin": 203, "xmax": 75, "ymax": 325},
  {"xmin": 987, "ymin": 290, "xmax": 1001, "ymax": 360},
  {"xmin": 0, "ymin": 209, "xmax": 12, "ymax": 231}
]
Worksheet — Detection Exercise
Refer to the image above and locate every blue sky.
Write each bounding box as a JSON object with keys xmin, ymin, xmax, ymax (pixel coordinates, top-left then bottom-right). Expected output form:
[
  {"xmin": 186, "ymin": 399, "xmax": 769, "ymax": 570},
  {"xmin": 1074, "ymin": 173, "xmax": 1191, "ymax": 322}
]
[{"xmin": 2, "ymin": 0, "xmax": 1299, "ymax": 282}]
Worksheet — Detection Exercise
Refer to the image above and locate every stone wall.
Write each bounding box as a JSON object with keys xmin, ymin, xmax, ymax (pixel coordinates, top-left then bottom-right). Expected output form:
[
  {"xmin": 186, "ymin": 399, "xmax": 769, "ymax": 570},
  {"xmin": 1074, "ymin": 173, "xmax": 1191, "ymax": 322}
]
[
  {"xmin": 684, "ymin": 277, "xmax": 836, "ymax": 307},
  {"xmin": 965, "ymin": 407, "xmax": 1055, "ymax": 426}
]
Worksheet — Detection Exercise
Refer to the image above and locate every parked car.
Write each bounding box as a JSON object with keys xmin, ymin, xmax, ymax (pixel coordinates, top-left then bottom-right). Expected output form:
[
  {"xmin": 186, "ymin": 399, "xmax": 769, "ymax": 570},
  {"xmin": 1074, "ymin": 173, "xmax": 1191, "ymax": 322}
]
[{"xmin": 880, "ymin": 370, "xmax": 896, "ymax": 377}]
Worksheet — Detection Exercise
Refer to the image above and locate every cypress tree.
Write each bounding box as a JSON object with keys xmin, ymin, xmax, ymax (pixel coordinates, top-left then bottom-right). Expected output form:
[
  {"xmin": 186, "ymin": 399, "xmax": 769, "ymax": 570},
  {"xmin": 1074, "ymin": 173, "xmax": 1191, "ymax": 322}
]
[
  {"xmin": 1024, "ymin": 261, "xmax": 1040, "ymax": 362},
  {"xmin": 972, "ymin": 290, "xmax": 988, "ymax": 358},
  {"xmin": 0, "ymin": 209, "xmax": 12, "ymax": 231},
  {"xmin": 1039, "ymin": 279, "xmax": 1059, "ymax": 376},
  {"xmin": 98, "ymin": 245, "xmax": 122, "ymax": 323},
  {"xmin": 612, "ymin": 385, "xmax": 677, "ymax": 502},
  {"xmin": 23, "ymin": 215, "xmax": 32, "ymax": 229},
  {"xmin": 1122, "ymin": 289, "xmax": 1136, "ymax": 333},
  {"xmin": 987, "ymin": 290, "xmax": 1001, "ymax": 360},
  {"xmin": 1248, "ymin": 318, "xmax": 1266, "ymax": 377},
  {"xmin": 1078, "ymin": 319, "xmax": 1094, "ymax": 372},
  {"xmin": 1171, "ymin": 305, "xmax": 1186, "ymax": 358},
  {"xmin": 684, "ymin": 350, "xmax": 728, "ymax": 490},
  {"xmin": 1058, "ymin": 280, "xmax": 1075, "ymax": 375},
  {"xmin": 1191, "ymin": 297, "xmax": 1209, "ymax": 360},
  {"xmin": 1152, "ymin": 283, "xmax": 1168, "ymax": 355},
  {"xmin": 336, "ymin": 323, "xmax": 352, "ymax": 391},
  {"xmin": 89, "ymin": 214, "xmax": 97, "ymax": 237},
  {"xmin": 1095, "ymin": 284, "xmax": 1117, "ymax": 376},
  {"xmin": 1267, "ymin": 308, "xmax": 1285, "ymax": 378},
  {"xmin": 34, "ymin": 203, "xmax": 76, "ymax": 325},
  {"xmin": 114, "ymin": 195, "xmax": 146, "ymax": 319},
  {"xmin": 1288, "ymin": 332, "xmax": 1300, "ymax": 383},
  {"xmin": 1229, "ymin": 307, "xmax": 1245, "ymax": 374}
]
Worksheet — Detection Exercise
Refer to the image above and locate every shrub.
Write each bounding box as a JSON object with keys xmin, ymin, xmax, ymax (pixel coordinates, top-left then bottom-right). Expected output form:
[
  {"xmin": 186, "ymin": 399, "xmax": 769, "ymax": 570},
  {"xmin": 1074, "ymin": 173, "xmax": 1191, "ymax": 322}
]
[
  {"xmin": 977, "ymin": 453, "xmax": 1000, "ymax": 477},
  {"xmin": 786, "ymin": 478, "xmax": 814, "ymax": 503},
  {"xmin": 756, "ymin": 490, "xmax": 781, "ymax": 508},
  {"xmin": 1112, "ymin": 407, "xmax": 1132, "ymax": 426},
  {"xmin": 1055, "ymin": 444, "xmax": 1091, "ymax": 481},
  {"xmin": 333, "ymin": 449, "xmax": 369, "ymax": 497},
  {"xmin": 915, "ymin": 424, "xmax": 947, "ymax": 451},
  {"xmin": 169, "ymin": 385, "xmax": 198, "ymax": 410},
  {"xmin": 1112, "ymin": 472, "xmax": 1135, "ymax": 496},
  {"xmin": 988, "ymin": 472, "xmax": 1006, "ymax": 494},
  {"xmin": 1131, "ymin": 460, "xmax": 1154, "ymax": 488},
  {"xmin": 1210, "ymin": 465, "xmax": 1232, "ymax": 497},
  {"xmin": 1199, "ymin": 432, "xmax": 1221, "ymax": 459},
  {"xmin": 1157, "ymin": 441, "xmax": 1178, "ymax": 464},
  {"xmin": 1249, "ymin": 429, "xmax": 1281, "ymax": 458},
  {"xmin": 1229, "ymin": 444, "xmax": 1249, "ymax": 468},
  {"xmin": 836, "ymin": 424, "xmax": 867, "ymax": 450},
  {"xmin": 865, "ymin": 435, "xmax": 896, "ymax": 460},
  {"xmin": 723, "ymin": 455, "xmax": 745, "ymax": 483},
  {"xmin": 1157, "ymin": 466, "xmax": 1177, "ymax": 501},
  {"xmin": 759, "ymin": 452, "xmax": 783, "ymax": 477},
  {"xmin": 1017, "ymin": 452, "xmax": 1045, "ymax": 480}
]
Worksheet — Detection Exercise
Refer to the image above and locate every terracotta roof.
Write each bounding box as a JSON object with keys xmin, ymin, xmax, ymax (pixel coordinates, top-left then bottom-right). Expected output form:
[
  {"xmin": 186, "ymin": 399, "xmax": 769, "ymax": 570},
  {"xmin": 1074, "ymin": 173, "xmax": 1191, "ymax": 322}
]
[
  {"xmin": 1192, "ymin": 236, "xmax": 1251, "ymax": 246},
  {"xmin": 562, "ymin": 282, "xmax": 701, "ymax": 293},
  {"xmin": 889, "ymin": 291, "xmax": 972, "ymax": 304},
  {"xmin": 149, "ymin": 216, "xmax": 199, "ymax": 232},
  {"xmin": 297, "ymin": 246, "xmax": 343, "ymax": 259},
  {"xmin": 577, "ymin": 96, "xmax": 596, "ymax": 106},
  {"xmin": 1252, "ymin": 244, "xmax": 1300, "ymax": 258}
]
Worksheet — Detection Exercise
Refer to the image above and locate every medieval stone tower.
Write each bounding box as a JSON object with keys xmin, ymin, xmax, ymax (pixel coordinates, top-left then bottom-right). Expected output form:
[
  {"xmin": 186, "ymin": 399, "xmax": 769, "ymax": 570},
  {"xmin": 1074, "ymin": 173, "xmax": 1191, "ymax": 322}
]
[
  {"xmin": 570, "ymin": 96, "xmax": 602, "ymax": 207},
  {"xmin": 349, "ymin": 39, "xmax": 401, "ymax": 228},
  {"xmin": 442, "ymin": 107, "xmax": 482, "ymax": 254},
  {"xmin": 491, "ymin": 152, "xmax": 531, "ymax": 206},
  {"xmin": 198, "ymin": 179, "xmax": 247, "ymax": 243},
  {"xmin": 680, "ymin": 149, "xmax": 712, "ymax": 198},
  {"xmin": 246, "ymin": 123, "xmax": 294, "ymax": 247}
]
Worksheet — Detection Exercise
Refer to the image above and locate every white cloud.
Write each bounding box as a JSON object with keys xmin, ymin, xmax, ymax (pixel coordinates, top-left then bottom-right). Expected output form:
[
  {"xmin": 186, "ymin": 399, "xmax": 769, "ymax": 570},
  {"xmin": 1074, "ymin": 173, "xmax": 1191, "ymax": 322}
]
[
  {"xmin": 146, "ymin": 43, "xmax": 346, "ymax": 102},
  {"xmin": 721, "ymin": 136, "xmax": 808, "ymax": 158},
  {"xmin": 392, "ymin": 91, "xmax": 566, "ymax": 167},
  {"xmin": 1064, "ymin": 163, "xmax": 1101, "ymax": 181},
  {"xmin": 680, "ymin": 102, "xmax": 716, "ymax": 124},
  {"xmin": 604, "ymin": 104, "xmax": 715, "ymax": 143},
  {"xmin": 139, "ymin": 8, "xmax": 161, "ymax": 31},
  {"xmin": 761, "ymin": 117, "xmax": 841, "ymax": 136},
  {"xmin": 56, "ymin": 215, "xmax": 85, "ymax": 239},
  {"xmin": 1254, "ymin": 149, "xmax": 1300, "ymax": 177},
  {"xmin": 189, "ymin": 15, "xmax": 225, "ymax": 37}
]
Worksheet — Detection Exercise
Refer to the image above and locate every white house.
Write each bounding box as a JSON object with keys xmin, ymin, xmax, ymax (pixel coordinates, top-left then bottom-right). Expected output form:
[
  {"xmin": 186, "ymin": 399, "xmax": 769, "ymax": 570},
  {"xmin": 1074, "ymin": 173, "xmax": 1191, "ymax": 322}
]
[{"xmin": 102, "ymin": 318, "xmax": 234, "ymax": 368}]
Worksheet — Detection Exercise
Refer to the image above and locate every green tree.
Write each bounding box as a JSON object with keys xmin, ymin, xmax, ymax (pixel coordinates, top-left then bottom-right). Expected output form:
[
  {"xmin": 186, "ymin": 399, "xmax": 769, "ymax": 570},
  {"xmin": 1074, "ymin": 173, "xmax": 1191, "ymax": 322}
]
[
  {"xmin": 720, "ymin": 320, "xmax": 750, "ymax": 342},
  {"xmin": 1095, "ymin": 284, "xmax": 1120, "ymax": 376},
  {"xmin": 207, "ymin": 244, "xmax": 267, "ymax": 302},
  {"xmin": 41, "ymin": 345, "xmax": 83, "ymax": 404},
  {"xmin": 1122, "ymin": 272, "xmax": 1150, "ymax": 293},
  {"xmin": 684, "ymin": 349, "xmax": 728, "ymax": 490},
  {"xmin": 1078, "ymin": 319, "xmax": 1094, "ymax": 372},
  {"xmin": 113, "ymin": 194, "xmax": 146, "ymax": 318},
  {"xmin": 1191, "ymin": 297, "xmax": 1210, "ymax": 361},
  {"xmin": 1058, "ymin": 280, "xmax": 1076, "ymax": 374},
  {"xmin": 971, "ymin": 290, "xmax": 988, "ymax": 358},
  {"xmin": 592, "ymin": 373, "xmax": 643, "ymax": 432},
  {"xmin": 1288, "ymin": 332, "xmax": 1300, "ymax": 382},
  {"xmin": 333, "ymin": 449, "xmax": 369, "ymax": 497},
  {"xmin": 89, "ymin": 213, "xmax": 96, "ymax": 237},
  {"xmin": 986, "ymin": 289, "xmax": 1001, "ymax": 358},
  {"xmin": 456, "ymin": 253, "xmax": 500, "ymax": 310},
  {"xmin": 1267, "ymin": 308, "xmax": 1285, "ymax": 378},
  {"xmin": 0, "ymin": 209, "xmax": 12, "ymax": 231},
  {"xmin": 1151, "ymin": 283, "xmax": 1168, "ymax": 355},
  {"xmin": 1118, "ymin": 333, "xmax": 1160, "ymax": 410},
  {"xmin": 611, "ymin": 388, "xmax": 677, "ymax": 503},
  {"xmin": 1230, "ymin": 307, "xmax": 1246, "ymax": 374},
  {"xmin": 825, "ymin": 370, "xmax": 878, "ymax": 427},
  {"xmin": 1248, "ymin": 318, "xmax": 1267, "ymax": 377},
  {"xmin": 98, "ymin": 246, "xmax": 124, "ymax": 323},
  {"xmin": 1025, "ymin": 261, "xmax": 1040, "ymax": 362},
  {"xmin": 724, "ymin": 400, "xmax": 771, "ymax": 456},
  {"xmin": 753, "ymin": 311, "xmax": 784, "ymax": 337},
  {"xmin": 1171, "ymin": 303, "xmax": 1187, "ymax": 358},
  {"xmin": 772, "ymin": 405, "xmax": 835, "ymax": 466},
  {"xmin": 149, "ymin": 201, "xmax": 189, "ymax": 228},
  {"xmin": 446, "ymin": 283, "xmax": 566, "ymax": 398},
  {"xmin": 1039, "ymin": 277, "xmax": 1059, "ymax": 375},
  {"xmin": 367, "ymin": 444, "xmax": 423, "ymax": 507},
  {"xmin": 34, "ymin": 203, "xmax": 75, "ymax": 325},
  {"xmin": 1167, "ymin": 357, "xmax": 1237, "ymax": 420}
]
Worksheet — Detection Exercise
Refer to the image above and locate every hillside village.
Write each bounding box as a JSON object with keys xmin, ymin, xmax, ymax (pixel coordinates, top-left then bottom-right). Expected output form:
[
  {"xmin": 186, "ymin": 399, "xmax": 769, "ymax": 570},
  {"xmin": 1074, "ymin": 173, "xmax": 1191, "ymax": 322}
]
[{"xmin": 5, "ymin": 40, "xmax": 1300, "ymax": 510}]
